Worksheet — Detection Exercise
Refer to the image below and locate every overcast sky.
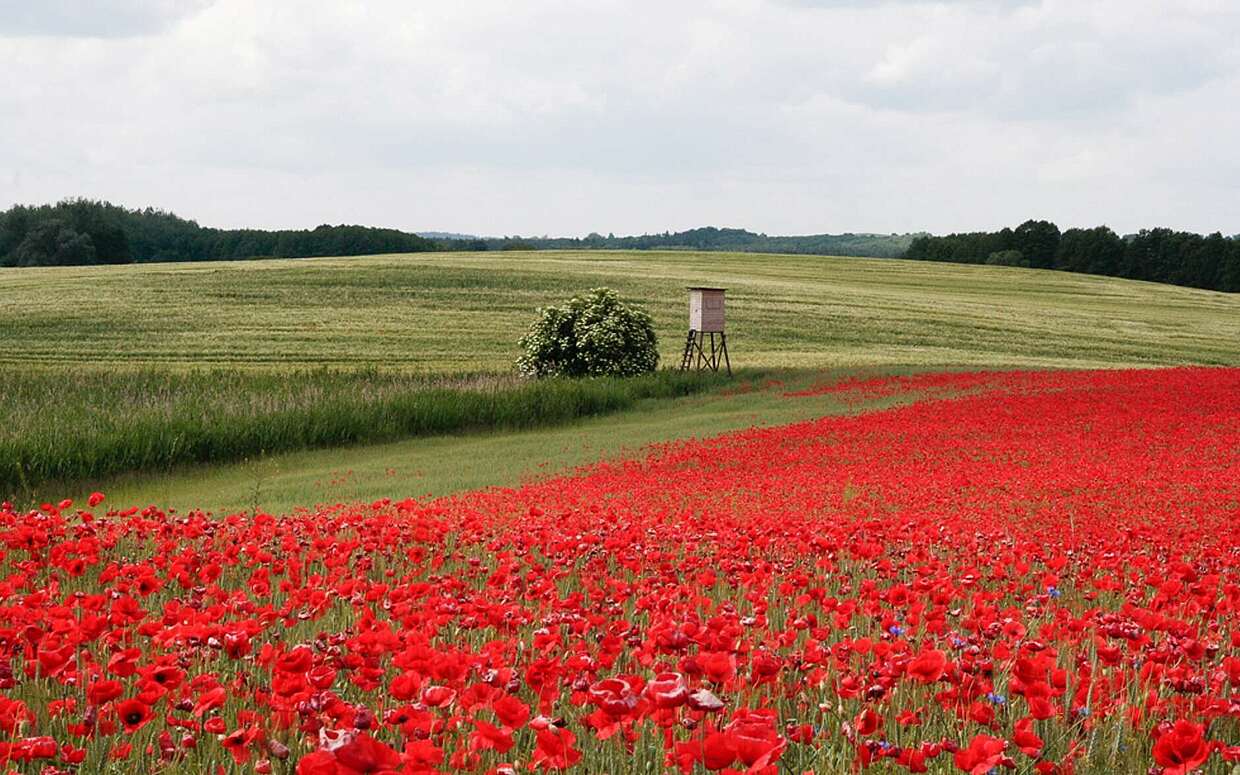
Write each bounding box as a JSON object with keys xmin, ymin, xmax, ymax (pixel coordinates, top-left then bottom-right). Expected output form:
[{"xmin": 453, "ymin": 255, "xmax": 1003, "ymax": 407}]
[{"xmin": 1, "ymin": 0, "xmax": 1237, "ymax": 237}]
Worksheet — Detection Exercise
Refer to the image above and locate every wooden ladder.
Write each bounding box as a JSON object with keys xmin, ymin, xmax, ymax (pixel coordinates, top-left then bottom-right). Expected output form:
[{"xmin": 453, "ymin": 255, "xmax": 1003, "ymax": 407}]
[{"xmin": 679, "ymin": 330, "xmax": 697, "ymax": 370}]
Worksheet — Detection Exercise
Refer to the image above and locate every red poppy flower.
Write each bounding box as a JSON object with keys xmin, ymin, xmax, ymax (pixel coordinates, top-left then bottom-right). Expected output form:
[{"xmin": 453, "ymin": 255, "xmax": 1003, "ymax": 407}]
[
  {"xmin": 532, "ymin": 727, "xmax": 581, "ymax": 770},
  {"xmin": 333, "ymin": 733, "xmax": 402, "ymax": 773},
  {"xmin": 954, "ymin": 734, "xmax": 1009, "ymax": 775},
  {"xmin": 907, "ymin": 649, "xmax": 947, "ymax": 684},
  {"xmin": 726, "ymin": 708, "xmax": 786, "ymax": 767},
  {"xmin": 1013, "ymin": 717, "xmax": 1043, "ymax": 758},
  {"xmin": 115, "ymin": 699, "xmax": 152, "ymax": 733},
  {"xmin": 644, "ymin": 672, "xmax": 688, "ymax": 709},
  {"xmin": 87, "ymin": 679, "xmax": 124, "ymax": 707},
  {"xmin": 855, "ymin": 707, "xmax": 883, "ymax": 736},
  {"xmin": 686, "ymin": 688, "xmax": 725, "ymax": 712},
  {"xmin": 492, "ymin": 695, "xmax": 530, "ymax": 729},
  {"xmin": 1152, "ymin": 721, "xmax": 1210, "ymax": 774},
  {"xmin": 296, "ymin": 751, "xmax": 338, "ymax": 775},
  {"xmin": 588, "ymin": 678, "xmax": 639, "ymax": 717},
  {"xmin": 470, "ymin": 720, "xmax": 515, "ymax": 754},
  {"xmin": 700, "ymin": 730, "xmax": 737, "ymax": 770},
  {"xmin": 420, "ymin": 685, "xmax": 456, "ymax": 708}
]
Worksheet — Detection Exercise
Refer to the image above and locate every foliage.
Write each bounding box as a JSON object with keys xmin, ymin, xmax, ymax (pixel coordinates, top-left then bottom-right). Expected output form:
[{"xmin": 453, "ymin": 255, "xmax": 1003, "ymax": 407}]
[
  {"xmin": 1, "ymin": 200, "xmax": 920, "ymax": 266},
  {"xmin": 0, "ymin": 198, "xmax": 436, "ymax": 267},
  {"xmin": 2, "ymin": 368, "xmax": 1239, "ymax": 773},
  {"xmin": 517, "ymin": 288, "xmax": 659, "ymax": 378},
  {"xmin": 985, "ymin": 249, "xmax": 1027, "ymax": 267},
  {"xmin": 474, "ymin": 226, "xmax": 918, "ymax": 258},
  {"xmin": 906, "ymin": 219, "xmax": 1240, "ymax": 292},
  {"xmin": 8, "ymin": 219, "xmax": 97, "ymax": 267},
  {"xmin": 0, "ymin": 368, "xmax": 722, "ymax": 500}
]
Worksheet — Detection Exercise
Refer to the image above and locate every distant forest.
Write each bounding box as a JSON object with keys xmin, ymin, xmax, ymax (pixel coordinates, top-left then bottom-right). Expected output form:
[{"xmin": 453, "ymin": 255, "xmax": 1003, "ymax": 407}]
[
  {"xmin": 906, "ymin": 220, "xmax": 1240, "ymax": 293},
  {"xmin": 480, "ymin": 227, "xmax": 916, "ymax": 258},
  {"xmin": 0, "ymin": 200, "xmax": 913, "ymax": 268},
  {"xmin": 0, "ymin": 199, "xmax": 437, "ymax": 267},
  {"xmin": 2, "ymin": 200, "xmax": 1236, "ymax": 292}
]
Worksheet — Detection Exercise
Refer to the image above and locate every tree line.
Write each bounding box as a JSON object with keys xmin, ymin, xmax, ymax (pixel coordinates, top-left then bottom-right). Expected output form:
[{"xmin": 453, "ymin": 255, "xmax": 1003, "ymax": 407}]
[
  {"xmin": 3, "ymin": 200, "xmax": 1237, "ymax": 293},
  {"xmin": 905, "ymin": 220, "xmax": 1240, "ymax": 292},
  {"xmin": 455, "ymin": 226, "xmax": 917, "ymax": 258},
  {"xmin": 0, "ymin": 199, "xmax": 437, "ymax": 267}
]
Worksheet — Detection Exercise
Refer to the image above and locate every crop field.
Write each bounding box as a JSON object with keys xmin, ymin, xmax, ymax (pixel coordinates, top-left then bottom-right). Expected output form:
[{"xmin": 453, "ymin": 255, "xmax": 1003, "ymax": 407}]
[
  {"xmin": 2, "ymin": 368, "xmax": 1237, "ymax": 773},
  {"xmin": 4, "ymin": 251, "xmax": 1240, "ymax": 370},
  {"xmin": 3, "ymin": 250, "xmax": 1240, "ymax": 505}
]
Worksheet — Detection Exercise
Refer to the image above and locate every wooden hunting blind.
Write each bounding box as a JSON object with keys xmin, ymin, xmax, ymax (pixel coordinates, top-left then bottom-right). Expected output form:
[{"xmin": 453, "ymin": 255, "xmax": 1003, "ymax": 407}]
[{"xmin": 680, "ymin": 287, "xmax": 731, "ymax": 375}]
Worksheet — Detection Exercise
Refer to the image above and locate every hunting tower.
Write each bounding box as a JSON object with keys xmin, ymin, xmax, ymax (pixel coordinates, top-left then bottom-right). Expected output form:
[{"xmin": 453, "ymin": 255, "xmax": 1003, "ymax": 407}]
[{"xmin": 680, "ymin": 287, "xmax": 731, "ymax": 375}]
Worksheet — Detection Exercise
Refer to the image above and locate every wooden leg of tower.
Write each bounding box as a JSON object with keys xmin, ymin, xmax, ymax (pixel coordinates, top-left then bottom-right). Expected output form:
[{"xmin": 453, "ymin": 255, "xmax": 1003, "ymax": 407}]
[{"xmin": 720, "ymin": 332, "xmax": 731, "ymax": 376}]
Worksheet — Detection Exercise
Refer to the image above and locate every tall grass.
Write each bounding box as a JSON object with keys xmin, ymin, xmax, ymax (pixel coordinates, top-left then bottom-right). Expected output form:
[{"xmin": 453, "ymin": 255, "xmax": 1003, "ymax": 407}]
[{"xmin": 0, "ymin": 368, "xmax": 727, "ymax": 500}]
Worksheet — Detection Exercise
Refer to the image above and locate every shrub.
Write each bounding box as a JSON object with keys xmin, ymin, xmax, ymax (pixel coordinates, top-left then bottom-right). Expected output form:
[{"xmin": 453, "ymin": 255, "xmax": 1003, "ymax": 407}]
[{"xmin": 517, "ymin": 288, "xmax": 659, "ymax": 378}]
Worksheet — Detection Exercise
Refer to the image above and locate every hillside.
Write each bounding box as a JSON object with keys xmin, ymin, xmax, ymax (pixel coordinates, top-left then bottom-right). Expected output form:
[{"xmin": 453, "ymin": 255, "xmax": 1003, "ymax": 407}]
[
  {"xmin": 6, "ymin": 248, "xmax": 1238, "ymax": 502},
  {"xmin": 3, "ymin": 249, "xmax": 1238, "ymax": 371}
]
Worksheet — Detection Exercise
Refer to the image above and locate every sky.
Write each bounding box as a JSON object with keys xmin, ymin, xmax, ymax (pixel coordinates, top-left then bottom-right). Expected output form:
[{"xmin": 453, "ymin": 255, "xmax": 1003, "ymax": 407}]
[{"xmin": 1, "ymin": 0, "xmax": 1238, "ymax": 237}]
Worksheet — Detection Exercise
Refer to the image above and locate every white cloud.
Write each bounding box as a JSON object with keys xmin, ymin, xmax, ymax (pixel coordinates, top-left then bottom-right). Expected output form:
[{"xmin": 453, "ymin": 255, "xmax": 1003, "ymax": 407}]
[
  {"xmin": 0, "ymin": 0, "xmax": 213, "ymax": 38},
  {"xmin": 0, "ymin": 0, "xmax": 1237, "ymax": 236}
]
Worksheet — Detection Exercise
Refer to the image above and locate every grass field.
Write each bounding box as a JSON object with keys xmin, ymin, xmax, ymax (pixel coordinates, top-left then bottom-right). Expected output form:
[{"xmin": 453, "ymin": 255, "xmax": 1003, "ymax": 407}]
[
  {"xmin": 0, "ymin": 368, "xmax": 726, "ymax": 502},
  {"xmin": 3, "ymin": 250, "xmax": 1240, "ymax": 505},
  {"xmin": 4, "ymin": 250, "xmax": 1240, "ymax": 370},
  {"xmin": 71, "ymin": 368, "xmax": 905, "ymax": 514}
]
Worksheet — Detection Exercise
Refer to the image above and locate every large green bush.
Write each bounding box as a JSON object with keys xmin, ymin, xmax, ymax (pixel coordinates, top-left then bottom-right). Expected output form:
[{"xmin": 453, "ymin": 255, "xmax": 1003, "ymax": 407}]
[{"xmin": 517, "ymin": 288, "xmax": 659, "ymax": 377}]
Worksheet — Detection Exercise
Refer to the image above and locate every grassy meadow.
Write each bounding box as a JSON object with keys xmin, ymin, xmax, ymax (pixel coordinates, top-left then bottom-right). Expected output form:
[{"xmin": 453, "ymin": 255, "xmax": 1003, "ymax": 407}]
[
  {"xmin": 3, "ymin": 249, "xmax": 1240, "ymax": 506},
  {"xmin": 0, "ymin": 368, "xmax": 726, "ymax": 501},
  {"xmin": 70, "ymin": 367, "xmax": 922, "ymax": 514},
  {"xmin": 5, "ymin": 250, "xmax": 1240, "ymax": 370}
]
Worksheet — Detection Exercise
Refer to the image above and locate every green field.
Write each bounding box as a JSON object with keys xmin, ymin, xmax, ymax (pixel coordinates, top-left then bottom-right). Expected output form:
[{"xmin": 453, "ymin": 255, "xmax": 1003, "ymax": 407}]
[
  {"xmin": 3, "ymin": 250, "xmax": 1239, "ymax": 508},
  {"xmin": 75, "ymin": 368, "xmax": 901, "ymax": 514},
  {"xmin": 0, "ymin": 368, "xmax": 727, "ymax": 501},
  {"xmin": 5, "ymin": 250, "xmax": 1239, "ymax": 370}
]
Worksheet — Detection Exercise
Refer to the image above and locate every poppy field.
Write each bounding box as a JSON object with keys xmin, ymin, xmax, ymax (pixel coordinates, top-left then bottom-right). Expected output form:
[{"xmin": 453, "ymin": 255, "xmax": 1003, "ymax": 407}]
[{"xmin": 1, "ymin": 367, "xmax": 1238, "ymax": 774}]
